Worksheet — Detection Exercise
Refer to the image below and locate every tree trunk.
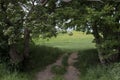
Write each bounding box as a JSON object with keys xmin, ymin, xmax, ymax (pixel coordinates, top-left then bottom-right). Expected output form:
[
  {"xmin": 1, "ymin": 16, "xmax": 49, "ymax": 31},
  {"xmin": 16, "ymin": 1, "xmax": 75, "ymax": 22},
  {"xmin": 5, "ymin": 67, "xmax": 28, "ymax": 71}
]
[
  {"xmin": 96, "ymin": 45, "xmax": 106, "ymax": 64},
  {"xmin": 92, "ymin": 23, "xmax": 106, "ymax": 64},
  {"xmin": 9, "ymin": 44, "xmax": 22, "ymax": 63},
  {"xmin": 24, "ymin": 27, "xmax": 30, "ymax": 59}
]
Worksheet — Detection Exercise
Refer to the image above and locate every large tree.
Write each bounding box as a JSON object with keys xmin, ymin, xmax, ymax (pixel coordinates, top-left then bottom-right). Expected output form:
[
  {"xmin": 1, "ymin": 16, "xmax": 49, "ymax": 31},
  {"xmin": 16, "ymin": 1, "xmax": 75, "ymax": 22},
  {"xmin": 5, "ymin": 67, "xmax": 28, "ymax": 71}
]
[
  {"xmin": 55, "ymin": 0, "xmax": 120, "ymax": 64},
  {"xmin": 0, "ymin": 0, "xmax": 58, "ymax": 69}
]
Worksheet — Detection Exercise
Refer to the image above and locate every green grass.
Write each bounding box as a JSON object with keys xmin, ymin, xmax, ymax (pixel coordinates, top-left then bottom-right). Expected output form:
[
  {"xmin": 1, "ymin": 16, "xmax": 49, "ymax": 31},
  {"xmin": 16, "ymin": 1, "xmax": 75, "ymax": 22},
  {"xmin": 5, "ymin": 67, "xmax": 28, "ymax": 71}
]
[
  {"xmin": 33, "ymin": 31, "xmax": 95, "ymax": 51},
  {"xmin": 30, "ymin": 45, "xmax": 63, "ymax": 72},
  {"xmin": 0, "ymin": 45, "xmax": 63, "ymax": 80},
  {"xmin": 0, "ymin": 64, "xmax": 31, "ymax": 80},
  {"xmin": 51, "ymin": 75, "xmax": 65, "ymax": 80},
  {"xmin": 2, "ymin": 31, "xmax": 119, "ymax": 80},
  {"xmin": 74, "ymin": 42, "xmax": 120, "ymax": 80}
]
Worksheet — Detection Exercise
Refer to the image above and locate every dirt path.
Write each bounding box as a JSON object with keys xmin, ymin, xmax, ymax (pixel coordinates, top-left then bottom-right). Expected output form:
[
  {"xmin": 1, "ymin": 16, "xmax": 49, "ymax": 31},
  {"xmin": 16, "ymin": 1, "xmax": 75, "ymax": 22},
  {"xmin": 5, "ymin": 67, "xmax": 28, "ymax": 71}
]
[
  {"xmin": 36, "ymin": 56, "xmax": 63, "ymax": 80},
  {"xmin": 36, "ymin": 53, "xmax": 80, "ymax": 80},
  {"xmin": 64, "ymin": 53, "xmax": 80, "ymax": 80}
]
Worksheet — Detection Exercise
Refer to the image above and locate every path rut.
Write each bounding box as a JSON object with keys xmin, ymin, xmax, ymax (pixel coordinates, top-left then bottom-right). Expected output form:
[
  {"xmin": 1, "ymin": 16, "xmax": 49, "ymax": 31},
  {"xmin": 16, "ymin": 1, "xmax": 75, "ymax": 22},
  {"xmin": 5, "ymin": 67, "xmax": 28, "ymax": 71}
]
[{"xmin": 36, "ymin": 53, "xmax": 80, "ymax": 80}]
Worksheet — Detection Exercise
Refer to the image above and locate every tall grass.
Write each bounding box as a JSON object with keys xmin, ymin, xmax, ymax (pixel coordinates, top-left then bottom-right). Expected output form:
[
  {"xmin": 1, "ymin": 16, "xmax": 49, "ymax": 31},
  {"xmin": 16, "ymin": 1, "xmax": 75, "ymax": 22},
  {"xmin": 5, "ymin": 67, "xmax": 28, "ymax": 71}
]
[
  {"xmin": 0, "ymin": 45, "xmax": 63, "ymax": 80},
  {"xmin": 0, "ymin": 64, "xmax": 31, "ymax": 80},
  {"xmin": 75, "ymin": 48, "xmax": 120, "ymax": 80},
  {"xmin": 30, "ymin": 45, "xmax": 63, "ymax": 72},
  {"xmin": 75, "ymin": 49, "xmax": 99, "ymax": 75}
]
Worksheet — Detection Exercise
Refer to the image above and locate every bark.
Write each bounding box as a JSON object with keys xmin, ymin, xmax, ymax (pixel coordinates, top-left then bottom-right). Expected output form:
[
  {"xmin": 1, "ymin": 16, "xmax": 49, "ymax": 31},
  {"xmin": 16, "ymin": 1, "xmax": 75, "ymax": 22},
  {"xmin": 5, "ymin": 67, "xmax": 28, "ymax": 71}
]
[
  {"xmin": 92, "ymin": 23, "xmax": 106, "ymax": 64},
  {"xmin": 24, "ymin": 27, "xmax": 30, "ymax": 59},
  {"xmin": 9, "ymin": 44, "xmax": 22, "ymax": 63},
  {"xmin": 97, "ymin": 45, "xmax": 106, "ymax": 64}
]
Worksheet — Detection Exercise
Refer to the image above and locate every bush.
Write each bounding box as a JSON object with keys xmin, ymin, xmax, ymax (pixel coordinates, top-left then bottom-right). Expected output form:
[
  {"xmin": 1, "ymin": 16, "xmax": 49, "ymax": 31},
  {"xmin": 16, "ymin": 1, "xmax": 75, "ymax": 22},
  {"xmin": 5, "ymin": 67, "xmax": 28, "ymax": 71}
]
[
  {"xmin": 51, "ymin": 65, "xmax": 67, "ymax": 75},
  {"xmin": 68, "ymin": 32, "xmax": 73, "ymax": 36}
]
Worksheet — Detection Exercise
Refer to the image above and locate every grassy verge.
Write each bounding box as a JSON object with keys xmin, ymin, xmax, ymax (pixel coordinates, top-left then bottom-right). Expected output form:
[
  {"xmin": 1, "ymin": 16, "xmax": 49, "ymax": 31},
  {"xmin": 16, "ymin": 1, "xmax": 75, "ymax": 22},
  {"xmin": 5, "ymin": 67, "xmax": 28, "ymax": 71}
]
[
  {"xmin": 0, "ymin": 64, "xmax": 31, "ymax": 80},
  {"xmin": 75, "ymin": 48, "xmax": 120, "ymax": 80},
  {"xmin": 0, "ymin": 45, "xmax": 63, "ymax": 80},
  {"xmin": 30, "ymin": 45, "xmax": 63, "ymax": 72}
]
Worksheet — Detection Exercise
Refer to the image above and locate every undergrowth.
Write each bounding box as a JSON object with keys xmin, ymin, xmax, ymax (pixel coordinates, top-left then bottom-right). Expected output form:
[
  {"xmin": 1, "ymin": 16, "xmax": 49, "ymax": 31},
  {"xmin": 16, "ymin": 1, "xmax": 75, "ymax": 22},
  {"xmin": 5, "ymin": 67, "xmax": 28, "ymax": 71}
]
[
  {"xmin": 0, "ymin": 64, "xmax": 31, "ymax": 80},
  {"xmin": 30, "ymin": 45, "xmax": 63, "ymax": 72},
  {"xmin": 75, "ymin": 49, "xmax": 120, "ymax": 80},
  {"xmin": 0, "ymin": 45, "xmax": 63, "ymax": 80}
]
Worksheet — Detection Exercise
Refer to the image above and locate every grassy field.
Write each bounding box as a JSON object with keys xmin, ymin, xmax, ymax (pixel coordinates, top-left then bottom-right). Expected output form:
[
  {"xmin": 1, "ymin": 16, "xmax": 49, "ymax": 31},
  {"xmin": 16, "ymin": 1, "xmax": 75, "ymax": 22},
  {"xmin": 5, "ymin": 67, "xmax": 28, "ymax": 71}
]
[{"xmin": 33, "ymin": 31, "xmax": 96, "ymax": 51}]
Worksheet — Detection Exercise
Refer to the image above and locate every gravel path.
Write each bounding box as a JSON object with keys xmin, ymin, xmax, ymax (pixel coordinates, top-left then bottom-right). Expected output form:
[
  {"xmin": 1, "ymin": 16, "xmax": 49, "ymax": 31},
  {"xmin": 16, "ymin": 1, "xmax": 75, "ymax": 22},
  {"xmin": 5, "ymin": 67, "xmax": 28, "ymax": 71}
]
[{"xmin": 36, "ymin": 53, "xmax": 80, "ymax": 80}]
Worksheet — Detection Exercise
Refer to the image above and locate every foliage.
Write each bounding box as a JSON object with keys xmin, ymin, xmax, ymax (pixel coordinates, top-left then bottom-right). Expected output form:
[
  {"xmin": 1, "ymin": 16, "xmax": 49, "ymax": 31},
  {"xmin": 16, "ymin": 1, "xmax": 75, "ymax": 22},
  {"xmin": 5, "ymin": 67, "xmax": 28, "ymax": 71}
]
[
  {"xmin": 68, "ymin": 32, "xmax": 73, "ymax": 36},
  {"xmin": 54, "ymin": 0, "xmax": 120, "ymax": 64},
  {"xmin": 0, "ymin": 0, "xmax": 59, "ymax": 70},
  {"xmin": 84, "ymin": 4, "xmax": 120, "ymax": 63}
]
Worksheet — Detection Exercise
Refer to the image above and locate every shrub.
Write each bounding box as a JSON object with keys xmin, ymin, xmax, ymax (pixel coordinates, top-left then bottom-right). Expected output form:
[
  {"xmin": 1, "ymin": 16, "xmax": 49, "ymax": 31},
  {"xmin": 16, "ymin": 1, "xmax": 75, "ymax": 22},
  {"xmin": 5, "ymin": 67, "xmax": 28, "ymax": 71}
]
[
  {"xmin": 61, "ymin": 30, "xmax": 67, "ymax": 34},
  {"xmin": 68, "ymin": 32, "xmax": 73, "ymax": 36}
]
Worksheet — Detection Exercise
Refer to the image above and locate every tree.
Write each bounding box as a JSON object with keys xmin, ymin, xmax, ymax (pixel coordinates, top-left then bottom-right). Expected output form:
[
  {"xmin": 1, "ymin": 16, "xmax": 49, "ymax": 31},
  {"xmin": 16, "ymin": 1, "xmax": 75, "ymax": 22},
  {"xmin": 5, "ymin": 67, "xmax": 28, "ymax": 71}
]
[
  {"xmin": 55, "ymin": 0, "xmax": 120, "ymax": 64},
  {"xmin": 0, "ymin": 0, "xmax": 58, "ymax": 70}
]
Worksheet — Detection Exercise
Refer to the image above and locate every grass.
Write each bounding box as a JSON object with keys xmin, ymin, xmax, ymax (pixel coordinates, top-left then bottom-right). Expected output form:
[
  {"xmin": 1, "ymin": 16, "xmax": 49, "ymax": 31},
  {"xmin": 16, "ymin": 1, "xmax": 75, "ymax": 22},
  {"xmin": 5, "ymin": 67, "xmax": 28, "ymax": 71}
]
[
  {"xmin": 51, "ymin": 75, "xmax": 65, "ymax": 80},
  {"xmin": 74, "ymin": 42, "xmax": 120, "ymax": 80},
  {"xmin": 30, "ymin": 45, "xmax": 63, "ymax": 72},
  {"xmin": 0, "ymin": 64, "xmax": 31, "ymax": 80},
  {"xmin": 75, "ymin": 49, "xmax": 99, "ymax": 75},
  {"xmin": 33, "ymin": 31, "xmax": 95, "ymax": 51},
  {"xmin": 0, "ymin": 45, "xmax": 63, "ymax": 80},
  {"xmin": 1, "ymin": 31, "xmax": 119, "ymax": 80}
]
